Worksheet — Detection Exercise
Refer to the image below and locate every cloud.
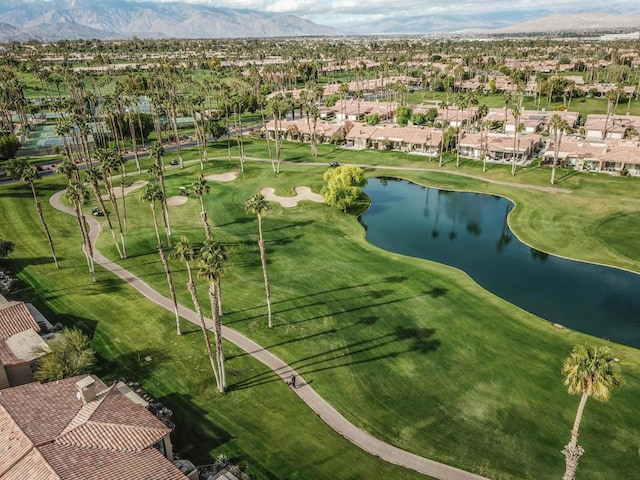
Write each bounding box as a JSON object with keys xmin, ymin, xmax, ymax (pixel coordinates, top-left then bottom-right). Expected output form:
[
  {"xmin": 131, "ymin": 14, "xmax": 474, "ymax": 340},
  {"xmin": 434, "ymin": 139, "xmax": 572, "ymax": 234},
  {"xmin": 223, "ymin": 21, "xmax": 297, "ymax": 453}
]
[
  {"xmin": 265, "ymin": 0, "xmax": 318, "ymax": 13},
  {"xmin": 120, "ymin": 0, "xmax": 640, "ymax": 26}
]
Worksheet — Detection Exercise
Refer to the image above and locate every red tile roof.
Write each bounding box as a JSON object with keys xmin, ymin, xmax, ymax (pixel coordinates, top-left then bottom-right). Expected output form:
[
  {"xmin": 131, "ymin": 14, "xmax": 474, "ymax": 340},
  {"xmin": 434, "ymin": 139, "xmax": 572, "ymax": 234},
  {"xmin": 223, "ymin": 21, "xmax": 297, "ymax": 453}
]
[
  {"xmin": 39, "ymin": 444, "xmax": 187, "ymax": 480},
  {"xmin": 0, "ymin": 302, "xmax": 40, "ymax": 339},
  {"xmin": 0, "ymin": 376, "xmax": 187, "ymax": 480}
]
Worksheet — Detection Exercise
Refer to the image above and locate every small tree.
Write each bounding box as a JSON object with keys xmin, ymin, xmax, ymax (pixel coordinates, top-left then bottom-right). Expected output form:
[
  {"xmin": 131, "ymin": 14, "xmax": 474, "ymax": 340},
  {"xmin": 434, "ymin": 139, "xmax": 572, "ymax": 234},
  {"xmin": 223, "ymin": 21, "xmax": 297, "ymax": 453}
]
[
  {"xmin": 0, "ymin": 134, "xmax": 21, "ymax": 159},
  {"xmin": 322, "ymin": 165, "xmax": 367, "ymax": 213},
  {"xmin": 395, "ymin": 106, "xmax": 413, "ymax": 126},
  {"xmin": 365, "ymin": 113, "xmax": 380, "ymax": 126},
  {"xmin": 33, "ymin": 328, "xmax": 95, "ymax": 382}
]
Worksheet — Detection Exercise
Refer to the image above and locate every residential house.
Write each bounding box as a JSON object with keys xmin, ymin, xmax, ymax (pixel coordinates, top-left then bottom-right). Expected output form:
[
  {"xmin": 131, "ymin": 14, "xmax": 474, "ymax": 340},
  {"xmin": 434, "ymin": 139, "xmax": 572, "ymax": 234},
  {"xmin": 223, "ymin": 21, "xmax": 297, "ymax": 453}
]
[
  {"xmin": 325, "ymin": 100, "xmax": 397, "ymax": 122},
  {"xmin": 0, "ymin": 375, "xmax": 191, "ymax": 480},
  {"xmin": 484, "ymin": 108, "xmax": 579, "ymax": 134},
  {"xmin": 584, "ymin": 114, "xmax": 640, "ymax": 140},
  {"xmin": 459, "ymin": 132, "xmax": 543, "ymax": 163},
  {"xmin": 542, "ymin": 138, "xmax": 640, "ymax": 175},
  {"xmin": 264, "ymin": 119, "xmax": 344, "ymax": 144},
  {"xmin": 345, "ymin": 124, "xmax": 442, "ymax": 155},
  {"xmin": 0, "ymin": 301, "xmax": 50, "ymax": 389}
]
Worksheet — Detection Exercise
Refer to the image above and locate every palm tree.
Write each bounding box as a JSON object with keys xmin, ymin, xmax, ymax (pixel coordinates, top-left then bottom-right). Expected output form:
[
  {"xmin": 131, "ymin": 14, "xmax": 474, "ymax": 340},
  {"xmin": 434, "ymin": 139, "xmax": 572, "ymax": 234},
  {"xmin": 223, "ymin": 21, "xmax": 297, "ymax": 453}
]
[
  {"xmin": 149, "ymin": 142, "xmax": 171, "ymax": 245},
  {"xmin": 140, "ymin": 182, "xmax": 182, "ymax": 336},
  {"xmin": 245, "ymin": 193, "xmax": 273, "ymax": 328},
  {"xmin": 115, "ymin": 153, "xmax": 129, "ymax": 235},
  {"xmin": 510, "ymin": 105, "xmax": 521, "ymax": 176},
  {"xmin": 561, "ymin": 345, "xmax": 622, "ymax": 480},
  {"xmin": 455, "ymin": 93, "xmax": 467, "ymax": 167},
  {"xmin": 57, "ymin": 158, "xmax": 79, "ymax": 182},
  {"xmin": 100, "ymin": 151, "xmax": 127, "ymax": 257},
  {"xmin": 548, "ymin": 114, "xmax": 570, "ymax": 185},
  {"xmin": 66, "ymin": 180, "xmax": 96, "ymax": 282},
  {"xmin": 5, "ymin": 158, "xmax": 59, "ymax": 268},
  {"xmin": 267, "ymin": 93, "xmax": 288, "ymax": 174},
  {"xmin": 171, "ymin": 237, "xmax": 220, "ymax": 385},
  {"xmin": 85, "ymin": 167, "xmax": 123, "ymax": 258},
  {"xmin": 189, "ymin": 175, "xmax": 212, "ymax": 239},
  {"xmin": 198, "ymin": 238, "xmax": 228, "ymax": 393}
]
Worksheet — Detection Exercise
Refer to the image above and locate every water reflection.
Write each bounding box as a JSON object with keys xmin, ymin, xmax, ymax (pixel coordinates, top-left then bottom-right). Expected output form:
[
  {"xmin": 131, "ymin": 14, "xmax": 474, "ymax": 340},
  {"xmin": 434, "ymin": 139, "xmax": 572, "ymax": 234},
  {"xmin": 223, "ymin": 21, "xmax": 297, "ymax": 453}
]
[{"xmin": 360, "ymin": 178, "xmax": 640, "ymax": 348}]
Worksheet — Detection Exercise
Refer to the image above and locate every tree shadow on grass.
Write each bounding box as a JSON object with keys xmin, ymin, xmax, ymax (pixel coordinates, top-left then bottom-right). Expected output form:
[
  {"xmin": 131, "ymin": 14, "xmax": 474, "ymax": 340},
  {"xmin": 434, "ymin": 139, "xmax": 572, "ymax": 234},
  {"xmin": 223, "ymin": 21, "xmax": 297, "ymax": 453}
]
[
  {"xmin": 98, "ymin": 347, "xmax": 172, "ymax": 385},
  {"xmin": 424, "ymin": 286, "xmax": 448, "ymax": 298},
  {"xmin": 216, "ymin": 216, "xmax": 254, "ymax": 228},
  {"xmin": 554, "ymin": 169, "xmax": 579, "ymax": 184},
  {"xmin": 225, "ymin": 289, "xmax": 393, "ymax": 326},
  {"xmin": 280, "ymin": 291, "xmax": 435, "ymax": 327},
  {"xmin": 283, "ymin": 326, "xmax": 440, "ymax": 380},
  {"xmin": 262, "ymin": 219, "xmax": 314, "ymax": 234},
  {"xmin": 157, "ymin": 392, "xmax": 234, "ymax": 464},
  {"xmin": 230, "ymin": 322, "xmax": 440, "ymax": 391},
  {"xmin": 4, "ymin": 256, "xmax": 65, "ymax": 275}
]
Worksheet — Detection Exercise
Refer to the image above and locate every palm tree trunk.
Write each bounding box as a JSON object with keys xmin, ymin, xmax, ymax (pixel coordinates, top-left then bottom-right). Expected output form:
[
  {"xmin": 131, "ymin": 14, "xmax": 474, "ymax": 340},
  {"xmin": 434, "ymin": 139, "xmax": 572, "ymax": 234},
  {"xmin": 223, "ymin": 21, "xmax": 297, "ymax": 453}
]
[
  {"xmin": 170, "ymin": 104, "xmax": 184, "ymax": 168},
  {"xmin": 119, "ymin": 168, "xmax": 128, "ymax": 235},
  {"xmin": 261, "ymin": 107, "xmax": 273, "ymax": 162},
  {"xmin": 105, "ymin": 174, "xmax": 127, "ymax": 257},
  {"xmin": 89, "ymin": 181, "xmax": 123, "ymax": 258},
  {"xmin": 562, "ymin": 391, "xmax": 588, "ymax": 480},
  {"xmin": 72, "ymin": 203, "xmax": 96, "ymax": 282},
  {"xmin": 127, "ymin": 115, "xmax": 141, "ymax": 174},
  {"xmin": 259, "ymin": 239, "xmax": 272, "ymax": 328},
  {"xmin": 208, "ymin": 283, "xmax": 226, "ymax": 393},
  {"xmin": 216, "ymin": 278, "xmax": 223, "ymax": 316},
  {"xmin": 185, "ymin": 266, "xmax": 220, "ymax": 387},
  {"xmin": 30, "ymin": 184, "xmax": 59, "ymax": 268},
  {"xmin": 151, "ymin": 204, "xmax": 181, "ymax": 336}
]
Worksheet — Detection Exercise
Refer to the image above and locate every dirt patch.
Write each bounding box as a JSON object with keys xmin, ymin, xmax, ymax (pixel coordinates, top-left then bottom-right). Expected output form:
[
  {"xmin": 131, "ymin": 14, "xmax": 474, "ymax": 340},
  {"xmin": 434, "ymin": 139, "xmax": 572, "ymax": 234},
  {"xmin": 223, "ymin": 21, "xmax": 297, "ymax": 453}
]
[
  {"xmin": 259, "ymin": 186, "xmax": 323, "ymax": 208},
  {"xmin": 166, "ymin": 196, "xmax": 188, "ymax": 206},
  {"xmin": 205, "ymin": 171, "xmax": 239, "ymax": 182}
]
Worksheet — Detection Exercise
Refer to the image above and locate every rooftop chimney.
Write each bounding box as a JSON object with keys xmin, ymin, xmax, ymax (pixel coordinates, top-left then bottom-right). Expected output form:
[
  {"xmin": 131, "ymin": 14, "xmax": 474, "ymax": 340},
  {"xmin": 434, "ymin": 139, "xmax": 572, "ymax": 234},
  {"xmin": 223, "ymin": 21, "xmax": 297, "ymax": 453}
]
[{"xmin": 76, "ymin": 376, "xmax": 96, "ymax": 404}]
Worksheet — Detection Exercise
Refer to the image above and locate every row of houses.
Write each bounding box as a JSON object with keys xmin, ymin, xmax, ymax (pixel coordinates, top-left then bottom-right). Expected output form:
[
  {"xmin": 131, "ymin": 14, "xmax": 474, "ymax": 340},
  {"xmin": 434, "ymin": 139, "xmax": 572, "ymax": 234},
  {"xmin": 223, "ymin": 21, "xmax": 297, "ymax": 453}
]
[{"xmin": 265, "ymin": 117, "xmax": 640, "ymax": 174}]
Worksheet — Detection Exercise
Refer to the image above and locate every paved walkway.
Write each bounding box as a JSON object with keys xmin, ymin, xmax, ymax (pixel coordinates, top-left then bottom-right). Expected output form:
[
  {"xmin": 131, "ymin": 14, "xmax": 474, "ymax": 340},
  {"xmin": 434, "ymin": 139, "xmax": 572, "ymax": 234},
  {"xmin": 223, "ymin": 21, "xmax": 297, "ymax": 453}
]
[{"xmin": 50, "ymin": 188, "xmax": 490, "ymax": 480}]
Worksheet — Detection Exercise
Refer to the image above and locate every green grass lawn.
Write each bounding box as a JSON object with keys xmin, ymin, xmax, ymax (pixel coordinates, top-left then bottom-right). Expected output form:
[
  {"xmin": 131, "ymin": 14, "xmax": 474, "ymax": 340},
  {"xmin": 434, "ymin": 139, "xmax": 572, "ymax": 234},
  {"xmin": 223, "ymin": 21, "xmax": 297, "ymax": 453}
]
[{"xmin": 1, "ymin": 141, "xmax": 640, "ymax": 480}]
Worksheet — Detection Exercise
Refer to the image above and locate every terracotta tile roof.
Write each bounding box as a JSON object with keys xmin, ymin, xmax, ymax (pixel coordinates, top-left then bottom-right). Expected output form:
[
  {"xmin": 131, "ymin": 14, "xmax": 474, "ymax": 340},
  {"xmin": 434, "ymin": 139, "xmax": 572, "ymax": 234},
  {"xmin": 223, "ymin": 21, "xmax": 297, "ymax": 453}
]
[
  {"xmin": 0, "ymin": 377, "xmax": 105, "ymax": 445},
  {"xmin": 90, "ymin": 388, "xmax": 171, "ymax": 431},
  {"xmin": 56, "ymin": 422, "xmax": 168, "ymax": 453},
  {"xmin": 1, "ymin": 447, "xmax": 59, "ymax": 480},
  {"xmin": 39, "ymin": 444, "xmax": 187, "ymax": 480},
  {"xmin": 0, "ymin": 302, "xmax": 40, "ymax": 339},
  {"xmin": 0, "ymin": 340, "xmax": 20, "ymax": 366},
  {"xmin": 0, "ymin": 405, "xmax": 34, "ymax": 477},
  {"xmin": 0, "ymin": 376, "xmax": 188, "ymax": 480}
]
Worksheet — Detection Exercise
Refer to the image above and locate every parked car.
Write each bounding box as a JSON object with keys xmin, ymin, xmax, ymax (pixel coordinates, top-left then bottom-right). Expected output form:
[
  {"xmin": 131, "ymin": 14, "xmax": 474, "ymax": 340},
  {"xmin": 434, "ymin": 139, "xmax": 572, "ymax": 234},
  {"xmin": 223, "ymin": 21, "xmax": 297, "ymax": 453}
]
[
  {"xmin": 329, "ymin": 161, "xmax": 340, "ymax": 167},
  {"xmin": 92, "ymin": 207, "xmax": 105, "ymax": 217},
  {"xmin": 170, "ymin": 159, "xmax": 179, "ymax": 166}
]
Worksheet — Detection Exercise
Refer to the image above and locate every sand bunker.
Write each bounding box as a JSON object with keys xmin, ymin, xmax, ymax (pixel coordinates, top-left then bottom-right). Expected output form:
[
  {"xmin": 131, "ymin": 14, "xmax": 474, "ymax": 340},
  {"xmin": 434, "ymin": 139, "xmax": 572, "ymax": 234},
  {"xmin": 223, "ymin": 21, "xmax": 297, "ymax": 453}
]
[
  {"xmin": 259, "ymin": 186, "xmax": 324, "ymax": 208},
  {"xmin": 205, "ymin": 171, "xmax": 239, "ymax": 182},
  {"xmin": 101, "ymin": 180, "xmax": 148, "ymax": 200},
  {"xmin": 166, "ymin": 196, "xmax": 188, "ymax": 206}
]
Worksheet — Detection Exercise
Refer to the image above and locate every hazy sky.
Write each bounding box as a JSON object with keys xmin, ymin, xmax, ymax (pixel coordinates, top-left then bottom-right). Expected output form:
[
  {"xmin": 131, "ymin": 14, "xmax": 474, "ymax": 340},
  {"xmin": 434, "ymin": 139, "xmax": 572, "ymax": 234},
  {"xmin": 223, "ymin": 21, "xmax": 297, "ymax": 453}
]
[{"xmin": 130, "ymin": 0, "xmax": 638, "ymax": 27}]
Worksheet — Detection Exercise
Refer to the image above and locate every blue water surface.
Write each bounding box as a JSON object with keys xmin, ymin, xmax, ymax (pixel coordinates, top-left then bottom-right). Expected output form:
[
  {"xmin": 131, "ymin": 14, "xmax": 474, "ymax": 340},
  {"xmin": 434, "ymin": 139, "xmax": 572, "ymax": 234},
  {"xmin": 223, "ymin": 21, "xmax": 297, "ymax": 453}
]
[{"xmin": 360, "ymin": 177, "xmax": 640, "ymax": 348}]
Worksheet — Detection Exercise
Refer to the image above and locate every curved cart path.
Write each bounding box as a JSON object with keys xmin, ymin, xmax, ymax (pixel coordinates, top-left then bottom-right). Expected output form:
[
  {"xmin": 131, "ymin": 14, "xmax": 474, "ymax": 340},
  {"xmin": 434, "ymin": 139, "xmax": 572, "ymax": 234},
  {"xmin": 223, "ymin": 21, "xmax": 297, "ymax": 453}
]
[{"xmin": 50, "ymin": 189, "xmax": 489, "ymax": 480}]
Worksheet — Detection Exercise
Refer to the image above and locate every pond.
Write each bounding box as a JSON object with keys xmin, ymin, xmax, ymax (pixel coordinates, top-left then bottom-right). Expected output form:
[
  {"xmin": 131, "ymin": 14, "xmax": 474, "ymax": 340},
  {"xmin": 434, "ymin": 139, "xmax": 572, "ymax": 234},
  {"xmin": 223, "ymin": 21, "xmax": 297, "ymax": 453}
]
[{"xmin": 360, "ymin": 177, "xmax": 640, "ymax": 349}]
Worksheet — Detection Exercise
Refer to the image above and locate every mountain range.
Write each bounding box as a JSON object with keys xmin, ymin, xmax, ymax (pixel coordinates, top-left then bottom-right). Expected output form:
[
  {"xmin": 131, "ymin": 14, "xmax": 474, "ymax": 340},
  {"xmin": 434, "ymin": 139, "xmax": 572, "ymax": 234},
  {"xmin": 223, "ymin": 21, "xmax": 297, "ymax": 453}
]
[
  {"xmin": 0, "ymin": 0, "xmax": 339, "ymax": 42},
  {"xmin": 0, "ymin": 0, "xmax": 638, "ymax": 41}
]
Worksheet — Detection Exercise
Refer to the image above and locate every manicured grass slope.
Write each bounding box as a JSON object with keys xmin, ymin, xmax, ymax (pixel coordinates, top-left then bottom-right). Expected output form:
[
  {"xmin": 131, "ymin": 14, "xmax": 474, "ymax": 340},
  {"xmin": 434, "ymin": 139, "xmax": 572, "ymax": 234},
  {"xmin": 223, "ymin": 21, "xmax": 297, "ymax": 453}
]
[
  {"xmin": 0, "ymin": 175, "xmax": 427, "ymax": 480},
  {"xmin": 2, "ymin": 144, "xmax": 640, "ymax": 479}
]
